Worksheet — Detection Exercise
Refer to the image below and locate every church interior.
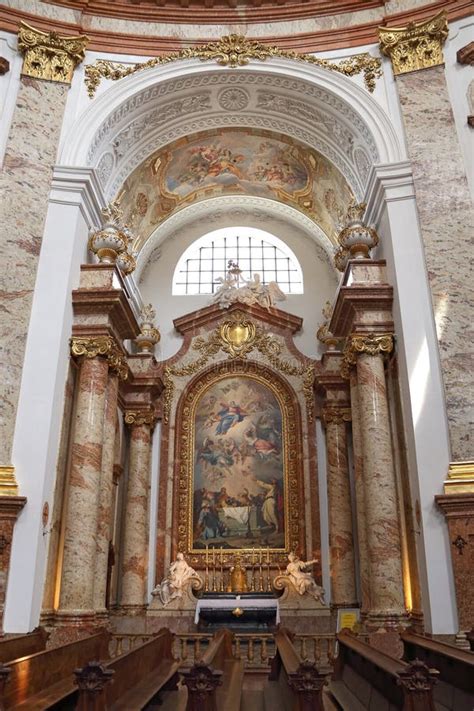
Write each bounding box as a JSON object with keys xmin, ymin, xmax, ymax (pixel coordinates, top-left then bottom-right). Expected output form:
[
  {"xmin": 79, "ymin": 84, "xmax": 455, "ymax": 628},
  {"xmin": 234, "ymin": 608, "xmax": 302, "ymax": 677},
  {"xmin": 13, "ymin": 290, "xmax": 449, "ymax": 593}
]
[{"xmin": 0, "ymin": 0, "xmax": 472, "ymax": 708}]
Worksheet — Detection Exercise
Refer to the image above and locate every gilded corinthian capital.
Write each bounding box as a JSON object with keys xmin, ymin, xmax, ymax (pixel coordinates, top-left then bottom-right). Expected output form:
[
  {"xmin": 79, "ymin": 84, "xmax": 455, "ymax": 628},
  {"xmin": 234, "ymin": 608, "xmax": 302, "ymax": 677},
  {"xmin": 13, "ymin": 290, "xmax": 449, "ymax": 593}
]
[
  {"xmin": 18, "ymin": 21, "xmax": 88, "ymax": 84},
  {"xmin": 349, "ymin": 333, "xmax": 394, "ymax": 357},
  {"xmin": 70, "ymin": 335, "xmax": 128, "ymax": 380},
  {"xmin": 124, "ymin": 411, "xmax": 157, "ymax": 429},
  {"xmin": 322, "ymin": 407, "xmax": 351, "ymax": 426},
  {"xmin": 378, "ymin": 11, "xmax": 448, "ymax": 76}
]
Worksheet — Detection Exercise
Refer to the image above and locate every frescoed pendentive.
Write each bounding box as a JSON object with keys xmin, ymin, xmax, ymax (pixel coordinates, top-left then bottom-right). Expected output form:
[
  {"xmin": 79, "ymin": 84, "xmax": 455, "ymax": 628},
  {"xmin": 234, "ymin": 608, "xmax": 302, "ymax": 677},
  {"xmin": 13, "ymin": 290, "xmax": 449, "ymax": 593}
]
[{"xmin": 191, "ymin": 375, "xmax": 286, "ymax": 551}]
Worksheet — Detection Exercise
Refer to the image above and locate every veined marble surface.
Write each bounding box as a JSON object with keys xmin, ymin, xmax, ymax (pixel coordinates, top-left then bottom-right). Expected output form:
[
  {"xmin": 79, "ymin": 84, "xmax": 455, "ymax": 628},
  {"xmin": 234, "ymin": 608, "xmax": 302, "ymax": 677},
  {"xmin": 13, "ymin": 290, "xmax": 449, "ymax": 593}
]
[
  {"xmin": 0, "ymin": 76, "xmax": 68, "ymax": 466},
  {"xmin": 397, "ymin": 66, "xmax": 474, "ymax": 462}
]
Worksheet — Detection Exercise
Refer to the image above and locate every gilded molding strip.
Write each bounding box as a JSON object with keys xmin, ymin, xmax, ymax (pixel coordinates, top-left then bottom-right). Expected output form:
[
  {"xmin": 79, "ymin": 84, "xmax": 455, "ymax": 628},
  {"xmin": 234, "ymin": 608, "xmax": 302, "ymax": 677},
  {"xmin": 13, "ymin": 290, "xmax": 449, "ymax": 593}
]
[
  {"xmin": 70, "ymin": 335, "xmax": 129, "ymax": 380},
  {"xmin": 163, "ymin": 312, "xmax": 314, "ymax": 424},
  {"xmin": 84, "ymin": 33, "xmax": 382, "ymax": 98},
  {"xmin": 378, "ymin": 10, "xmax": 448, "ymax": 76},
  {"xmin": 0, "ymin": 466, "xmax": 19, "ymax": 497},
  {"xmin": 18, "ymin": 21, "xmax": 88, "ymax": 84},
  {"xmin": 443, "ymin": 461, "xmax": 474, "ymax": 495}
]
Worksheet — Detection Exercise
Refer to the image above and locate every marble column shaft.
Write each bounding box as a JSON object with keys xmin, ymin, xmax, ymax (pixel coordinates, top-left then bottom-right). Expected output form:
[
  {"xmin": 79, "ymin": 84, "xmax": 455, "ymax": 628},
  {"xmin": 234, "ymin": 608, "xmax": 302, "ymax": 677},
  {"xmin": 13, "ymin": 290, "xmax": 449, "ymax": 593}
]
[
  {"xmin": 93, "ymin": 373, "xmax": 119, "ymax": 613},
  {"xmin": 59, "ymin": 357, "xmax": 109, "ymax": 615},
  {"xmin": 0, "ymin": 76, "xmax": 69, "ymax": 466},
  {"xmin": 325, "ymin": 410, "xmax": 357, "ymax": 607},
  {"xmin": 356, "ymin": 353, "xmax": 405, "ymax": 621},
  {"xmin": 121, "ymin": 421, "xmax": 153, "ymax": 610},
  {"xmin": 349, "ymin": 371, "xmax": 371, "ymax": 614},
  {"xmin": 396, "ymin": 66, "xmax": 473, "ymax": 462}
]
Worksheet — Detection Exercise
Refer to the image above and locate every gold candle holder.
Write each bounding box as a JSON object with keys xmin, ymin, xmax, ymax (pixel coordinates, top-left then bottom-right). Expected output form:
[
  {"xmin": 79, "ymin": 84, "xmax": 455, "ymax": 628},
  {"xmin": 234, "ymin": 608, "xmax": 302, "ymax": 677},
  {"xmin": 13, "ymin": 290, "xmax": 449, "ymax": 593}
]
[{"xmin": 219, "ymin": 548, "xmax": 224, "ymax": 592}]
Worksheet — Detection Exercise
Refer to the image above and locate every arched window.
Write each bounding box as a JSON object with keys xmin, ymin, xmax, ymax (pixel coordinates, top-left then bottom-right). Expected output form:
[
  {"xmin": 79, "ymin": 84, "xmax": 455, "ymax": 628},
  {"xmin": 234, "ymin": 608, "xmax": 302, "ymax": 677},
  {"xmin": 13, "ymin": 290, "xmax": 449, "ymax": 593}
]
[{"xmin": 172, "ymin": 227, "xmax": 304, "ymax": 296}]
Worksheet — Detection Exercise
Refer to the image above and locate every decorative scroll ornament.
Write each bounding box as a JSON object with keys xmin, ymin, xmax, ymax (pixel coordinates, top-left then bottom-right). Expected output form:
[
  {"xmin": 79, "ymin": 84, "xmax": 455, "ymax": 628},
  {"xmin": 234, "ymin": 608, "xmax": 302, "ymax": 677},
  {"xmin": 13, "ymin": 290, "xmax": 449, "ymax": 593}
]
[
  {"xmin": 340, "ymin": 333, "xmax": 394, "ymax": 379},
  {"xmin": 316, "ymin": 300, "xmax": 341, "ymax": 351},
  {"xmin": 322, "ymin": 407, "xmax": 351, "ymax": 426},
  {"xmin": 70, "ymin": 335, "xmax": 128, "ymax": 380},
  {"xmin": 124, "ymin": 410, "xmax": 157, "ymax": 428},
  {"xmin": 397, "ymin": 659, "xmax": 439, "ymax": 693},
  {"xmin": 135, "ymin": 303, "xmax": 161, "ymax": 354},
  {"xmin": 84, "ymin": 34, "xmax": 382, "ymax": 98},
  {"xmin": 163, "ymin": 311, "xmax": 314, "ymax": 424},
  {"xmin": 18, "ymin": 21, "xmax": 88, "ymax": 84},
  {"xmin": 378, "ymin": 11, "xmax": 448, "ymax": 76},
  {"xmin": 74, "ymin": 662, "xmax": 114, "ymax": 693},
  {"xmin": 334, "ymin": 201, "xmax": 379, "ymax": 272}
]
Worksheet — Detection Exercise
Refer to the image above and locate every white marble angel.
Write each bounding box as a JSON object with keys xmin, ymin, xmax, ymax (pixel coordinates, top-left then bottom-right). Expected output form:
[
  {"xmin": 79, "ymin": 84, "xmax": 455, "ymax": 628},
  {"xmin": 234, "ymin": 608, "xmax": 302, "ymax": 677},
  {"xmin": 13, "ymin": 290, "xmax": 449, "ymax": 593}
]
[
  {"xmin": 152, "ymin": 553, "xmax": 202, "ymax": 606},
  {"xmin": 284, "ymin": 552, "xmax": 325, "ymax": 603}
]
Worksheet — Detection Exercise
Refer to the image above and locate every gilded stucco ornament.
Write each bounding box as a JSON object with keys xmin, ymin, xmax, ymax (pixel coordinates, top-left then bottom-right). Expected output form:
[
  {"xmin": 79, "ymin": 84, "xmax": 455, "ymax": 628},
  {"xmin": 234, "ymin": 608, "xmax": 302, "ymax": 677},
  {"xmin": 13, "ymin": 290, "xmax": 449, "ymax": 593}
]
[
  {"xmin": 84, "ymin": 34, "xmax": 382, "ymax": 98},
  {"xmin": 124, "ymin": 410, "xmax": 157, "ymax": 428},
  {"xmin": 135, "ymin": 304, "xmax": 161, "ymax": 354},
  {"xmin": 18, "ymin": 21, "xmax": 88, "ymax": 84},
  {"xmin": 163, "ymin": 311, "xmax": 314, "ymax": 424},
  {"xmin": 340, "ymin": 333, "xmax": 394, "ymax": 378},
  {"xmin": 70, "ymin": 335, "xmax": 129, "ymax": 380},
  {"xmin": 378, "ymin": 10, "xmax": 448, "ymax": 76},
  {"xmin": 334, "ymin": 201, "xmax": 379, "ymax": 271},
  {"xmin": 0, "ymin": 466, "xmax": 19, "ymax": 497},
  {"xmin": 322, "ymin": 407, "xmax": 351, "ymax": 426}
]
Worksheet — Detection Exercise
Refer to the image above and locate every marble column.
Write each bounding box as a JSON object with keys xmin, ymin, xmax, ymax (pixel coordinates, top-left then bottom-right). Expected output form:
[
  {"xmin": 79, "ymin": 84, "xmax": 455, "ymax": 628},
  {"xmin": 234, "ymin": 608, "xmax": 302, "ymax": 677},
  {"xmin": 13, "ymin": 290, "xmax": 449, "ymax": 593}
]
[
  {"xmin": 0, "ymin": 24, "xmax": 87, "ymax": 470},
  {"xmin": 58, "ymin": 355, "xmax": 109, "ymax": 620},
  {"xmin": 120, "ymin": 411, "xmax": 155, "ymax": 612},
  {"xmin": 349, "ymin": 371, "xmax": 371, "ymax": 615},
  {"xmin": 351, "ymin": 335, "xmax": 406, "ymax": 625},
  {"xmin": 0, "ymin": 496, "xmax": 26, "ymax": 633},
  {"xmin": 323, "ymin": 406, "xmax": 357, "ymax": 608},
  {"xmin": 380, "ymin": 13, "xmax": 473, "ymax": 463},
  {"xmin": 93, "ymin": 373, "xmax": 119, "ymax": 617}
]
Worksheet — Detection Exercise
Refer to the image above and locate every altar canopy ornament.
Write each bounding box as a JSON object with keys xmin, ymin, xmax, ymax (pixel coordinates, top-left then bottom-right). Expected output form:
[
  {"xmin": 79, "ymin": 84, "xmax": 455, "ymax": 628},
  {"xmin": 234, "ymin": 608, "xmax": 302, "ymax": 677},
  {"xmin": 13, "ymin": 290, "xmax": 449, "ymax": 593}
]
[
  {"xmin": 211, "ymin": 261, "xmax": 286, "ymax": 311},
  {"xmin": 88, "ymin": 201, "xmax": 136, "ymax": 270},
  {"xmin": 18, "ymin": 21, "xmax": 88, "ymax": 84},
  {"xmin": 334, "ymin": 201, "xmax": 379, "ymax": 272},
  {"xmin": 135, "ymin": 303, "xmax": 161, "ymax": 354},
  {"xmin": 378, "ymin": 11, "xmax": 448, "ymax": 76},
  {"xmin": 84, "ymin": 34, "xmax": 382, "ymax": 98}
]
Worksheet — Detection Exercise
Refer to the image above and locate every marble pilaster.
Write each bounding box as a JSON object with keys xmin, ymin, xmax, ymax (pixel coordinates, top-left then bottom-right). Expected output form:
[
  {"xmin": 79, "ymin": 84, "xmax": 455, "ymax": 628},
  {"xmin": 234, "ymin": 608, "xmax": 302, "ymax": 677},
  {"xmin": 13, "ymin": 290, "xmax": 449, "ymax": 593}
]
[
  {"xmin": 349, "ymin": 371, "xmax": 371, "ymax": 615},
  {"xmin": 355, "ymin": 344, "xmax": 406, "ymax": 625},
  {"xmin": 394, "ymin": 66, "xmax": 473, "ymax": 463},
  {"xmin": 120, "ymin": 411, "xmax": 155, "ymax": 612},
  {"xmin": 58, "ymin": 356, "xmax": 109, "ymax": 620},
  {"xmin": 0, "ymin": 496, "xmax": 26, "ymax": 633},
  {"xmin": 93, "ymin": 373, "xmax": 119, "ymax": 616},
  {"xmin": 323, "ymin": 407, "xmax": 357, "ymax": 608}
]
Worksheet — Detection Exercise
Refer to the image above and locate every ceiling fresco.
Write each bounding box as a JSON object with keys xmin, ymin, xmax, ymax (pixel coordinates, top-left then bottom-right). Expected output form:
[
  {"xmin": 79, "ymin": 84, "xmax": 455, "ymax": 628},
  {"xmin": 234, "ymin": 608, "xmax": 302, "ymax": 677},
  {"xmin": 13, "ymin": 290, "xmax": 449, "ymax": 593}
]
[{"xmin": 117, "ymin": 128, "xmax": 354, "ymax": 252}]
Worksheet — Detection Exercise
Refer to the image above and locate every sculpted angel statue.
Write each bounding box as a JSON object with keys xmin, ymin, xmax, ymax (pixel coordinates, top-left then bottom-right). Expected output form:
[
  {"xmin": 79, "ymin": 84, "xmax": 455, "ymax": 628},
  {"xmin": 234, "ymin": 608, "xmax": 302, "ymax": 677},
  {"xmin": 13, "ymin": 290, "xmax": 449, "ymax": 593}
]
[
  {"xmin": 152, "ymin": 553, "xmax": 202, "ymax": 606},
  {"xmin": 211, "ymin": 260, "xmax": 286, "ymax": 310},
  {"xmin": 285, "ymin": 552, "xmax": 325, "ymax": 602}
]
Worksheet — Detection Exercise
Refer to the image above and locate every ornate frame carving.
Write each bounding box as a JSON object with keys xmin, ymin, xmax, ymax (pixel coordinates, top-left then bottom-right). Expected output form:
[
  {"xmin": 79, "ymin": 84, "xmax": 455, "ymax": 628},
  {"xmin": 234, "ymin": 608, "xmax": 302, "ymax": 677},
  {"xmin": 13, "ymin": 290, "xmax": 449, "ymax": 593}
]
[{"xmin": 173, "ymin": 359, "xmax": 305, "ymax": 568}]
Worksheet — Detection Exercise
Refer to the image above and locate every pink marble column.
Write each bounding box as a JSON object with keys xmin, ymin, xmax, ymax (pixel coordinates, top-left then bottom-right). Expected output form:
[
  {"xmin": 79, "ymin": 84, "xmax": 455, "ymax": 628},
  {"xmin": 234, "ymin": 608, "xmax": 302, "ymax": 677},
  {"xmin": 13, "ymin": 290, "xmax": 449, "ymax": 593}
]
[
  {"xmin": 93, "ymin": 373, "xmax": 118, "ymax": 617},
  {"xmin": 323, "ymin": 407, "xmax": 357, "ymax": 608},
  {"xmin": 354, "ymin": 337, "xmax": 406, "ymax": 625},
  {"xmin": 120, "ymin": 412, "xmax": 155, "ymax": 612},
  {"xmin": 349, "ymin": 371, "xmax": 371, "ymax": 616},
  {"xmin": 58, "ymin": 356, "xmax": 109, "ymax": 620}
]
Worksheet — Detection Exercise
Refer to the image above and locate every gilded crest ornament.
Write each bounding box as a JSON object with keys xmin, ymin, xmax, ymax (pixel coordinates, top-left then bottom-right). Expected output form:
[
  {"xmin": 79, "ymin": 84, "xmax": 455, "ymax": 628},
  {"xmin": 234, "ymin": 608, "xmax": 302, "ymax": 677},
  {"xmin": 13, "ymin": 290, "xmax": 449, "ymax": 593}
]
[
  {"xmin": 84, "ymin": 34, "xmax": 381, "ymax": 98},
  {"xmin": 378, "ymin": 11, "xmax": 448, "ymax": 76},
  {"xmin": 18, "ymin": 21, "xmax": 88, "ymax": 84},
  {"xmin": 218, "ymin": 319, "xmax": 256, "ymax": 357}
]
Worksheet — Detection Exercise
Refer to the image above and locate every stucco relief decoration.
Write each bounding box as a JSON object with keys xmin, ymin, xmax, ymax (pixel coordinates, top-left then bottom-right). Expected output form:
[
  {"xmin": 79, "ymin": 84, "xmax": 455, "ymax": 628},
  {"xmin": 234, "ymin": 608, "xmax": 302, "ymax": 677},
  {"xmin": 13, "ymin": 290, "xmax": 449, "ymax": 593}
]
[
  {"xmin": 176, "ymin": 362, "xmax": 304, "ymax": 564},
  {"xmin": 84, "ymin": 34, "xmax": 381, "ymax": 98},
  {"xmin": 118, "ymin": 128, "xmax": 353, "ymax": 251},
  {"xmin": 18, "ymin": 21, "xmax": 88, "ymax": 84},
  {"xmin": 218, "ymin": 87, "xmax": 250, "ymax": 111},
  {"xmin": 212, "ymin": 261, "xmax": 285, "ymax": 310},
  {"xmin": 378, "ymin": 10, "xmax": 448, "ymax": 76}
]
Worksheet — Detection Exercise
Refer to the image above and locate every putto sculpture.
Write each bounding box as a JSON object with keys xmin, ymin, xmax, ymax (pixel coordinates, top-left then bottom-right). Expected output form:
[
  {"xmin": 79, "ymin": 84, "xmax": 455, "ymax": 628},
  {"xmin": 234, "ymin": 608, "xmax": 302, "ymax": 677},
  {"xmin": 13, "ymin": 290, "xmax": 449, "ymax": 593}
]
[
  {"xmin": 211, "ymin": 261, "xmax": 286, "ymax": 310},
  {"xmin": 152, "ymin": 553, "xmax": 203, "ymax": 607}
]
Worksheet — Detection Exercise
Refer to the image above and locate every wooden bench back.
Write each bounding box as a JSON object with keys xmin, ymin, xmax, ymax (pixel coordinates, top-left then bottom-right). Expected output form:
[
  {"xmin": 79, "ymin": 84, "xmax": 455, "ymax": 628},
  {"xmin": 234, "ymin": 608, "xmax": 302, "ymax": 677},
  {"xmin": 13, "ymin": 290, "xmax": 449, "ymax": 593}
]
[
  {"xmin": 2, "ymin": 630, "xmax": 110, "ymax": 708},
  {"xmin": 183, "ymin": 630, "xmax": 239, "ymax": 711},
  {"xmin": 104, "ymin": 628, "xmax": 174, "ymax": 704},
  {"xmin": 0, "ymin": 628, "xmax": 48, "ymax": 664},
  {"xmin": 199, "ymin": 629, "xmax": 234, "ymax": 669}
]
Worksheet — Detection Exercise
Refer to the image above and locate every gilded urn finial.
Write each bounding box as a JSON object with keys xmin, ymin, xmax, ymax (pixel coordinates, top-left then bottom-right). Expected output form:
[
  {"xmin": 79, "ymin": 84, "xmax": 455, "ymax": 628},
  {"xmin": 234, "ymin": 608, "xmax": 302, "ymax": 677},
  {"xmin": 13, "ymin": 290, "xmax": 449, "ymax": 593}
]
[{"xmin": 135, "ymin": 304, "xmax": 161, "ymax": 354}]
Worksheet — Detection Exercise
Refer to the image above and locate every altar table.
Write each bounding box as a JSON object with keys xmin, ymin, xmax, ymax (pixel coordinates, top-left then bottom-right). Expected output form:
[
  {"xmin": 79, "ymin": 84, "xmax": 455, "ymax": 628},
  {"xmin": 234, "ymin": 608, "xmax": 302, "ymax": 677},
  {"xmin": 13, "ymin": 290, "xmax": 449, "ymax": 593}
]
[{"xmin": 194, "ymin": 595, "xmax": 280, "ymax": 626}]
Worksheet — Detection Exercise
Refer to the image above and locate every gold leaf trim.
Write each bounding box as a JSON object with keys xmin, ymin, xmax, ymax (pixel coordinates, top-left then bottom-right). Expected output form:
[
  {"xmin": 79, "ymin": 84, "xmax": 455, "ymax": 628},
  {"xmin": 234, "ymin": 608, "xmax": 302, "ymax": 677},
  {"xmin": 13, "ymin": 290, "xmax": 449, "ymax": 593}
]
[
  {"xmin": 18, "ymin": 21, "xmax": 88, "ymax": 84},
  {"xmin": 340, "ymin": 333, "xmax": 394, "ymax": 379},
  {"xmin": 124, "ymin": 410, "xmax": 157, "ymax": 428},
  {"xmin": 84, "ymin": 34, "xmax": 382, "ymax": 98},
  {"xmin": 0, "ymin": 466, "xmax": 19, "ymax": 497},
  {"xmin": 378, "ymin": 10, "xmax": 448, "ymax": 76},
  {"xmin": 70, "ymin": 336, "xmax": 128, "ymax": 380}
]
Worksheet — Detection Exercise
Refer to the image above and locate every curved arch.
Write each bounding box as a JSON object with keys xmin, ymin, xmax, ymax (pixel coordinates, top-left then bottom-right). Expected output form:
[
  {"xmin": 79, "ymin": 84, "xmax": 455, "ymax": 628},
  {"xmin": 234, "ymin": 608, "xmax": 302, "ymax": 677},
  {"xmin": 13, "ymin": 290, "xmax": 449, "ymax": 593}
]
[{"xmin": 59, "ymin": 59, "xmax": 405, "ymax": 200}]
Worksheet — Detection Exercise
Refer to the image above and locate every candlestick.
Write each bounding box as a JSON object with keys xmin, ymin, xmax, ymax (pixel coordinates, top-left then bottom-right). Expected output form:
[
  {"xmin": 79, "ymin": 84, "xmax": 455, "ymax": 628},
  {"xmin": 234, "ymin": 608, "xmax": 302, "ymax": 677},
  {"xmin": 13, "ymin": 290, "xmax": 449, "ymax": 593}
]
[
  {"xmin": 266, "ymin": 546, "xmax": 270, "ymax": 564},
  {"xmin": 220, "ymin": 547, "xmax": 224, "ymax": 592},
  {"xmin": 259, "ymin": 548, "xmax": 262, "ymax": 565}
]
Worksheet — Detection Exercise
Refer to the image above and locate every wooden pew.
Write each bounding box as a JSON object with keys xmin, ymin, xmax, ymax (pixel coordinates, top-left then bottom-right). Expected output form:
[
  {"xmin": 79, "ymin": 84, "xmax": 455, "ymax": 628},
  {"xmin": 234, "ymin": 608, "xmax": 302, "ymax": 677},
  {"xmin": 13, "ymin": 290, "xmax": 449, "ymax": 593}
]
[
  {"xmin": 401, "ymin": 630, "xmax": 474, "ymax": 711},
  {"xmin": 74, "ymin": 628, "xmax": 180, "ymax": 711},
  {"xmin": 268, "ymin": 628, "xmax": 327, "ymax": 711},
  {"xmin": 181, "ymin": 629, "xmax": 244, "ymax": 711},
  {"xmin": 0, "ymin": 628, "xmax": 49, "ymax": 665},
  {"xmin": 0, "ymin": 630, "xmax": 110, "ymax": 710},
  {"xmin": 329, "ymin": 629, "xmax": 439, "ymax": 711}
]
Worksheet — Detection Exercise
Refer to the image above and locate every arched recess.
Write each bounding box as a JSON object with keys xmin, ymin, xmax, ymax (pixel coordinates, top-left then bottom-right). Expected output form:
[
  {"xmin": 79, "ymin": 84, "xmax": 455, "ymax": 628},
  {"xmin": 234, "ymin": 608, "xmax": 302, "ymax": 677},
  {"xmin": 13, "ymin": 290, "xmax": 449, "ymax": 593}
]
[{"xmin": 167, "ymin": 358, "xmax": 313, "ymax": 580}]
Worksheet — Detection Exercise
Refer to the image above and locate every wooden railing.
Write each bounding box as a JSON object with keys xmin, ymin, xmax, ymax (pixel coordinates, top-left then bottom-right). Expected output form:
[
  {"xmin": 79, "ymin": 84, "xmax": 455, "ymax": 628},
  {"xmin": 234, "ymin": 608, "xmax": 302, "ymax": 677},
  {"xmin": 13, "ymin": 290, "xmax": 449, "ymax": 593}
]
[{"xmin": 110, "ymin": 631, "xmax": 336, "ymax": 671}]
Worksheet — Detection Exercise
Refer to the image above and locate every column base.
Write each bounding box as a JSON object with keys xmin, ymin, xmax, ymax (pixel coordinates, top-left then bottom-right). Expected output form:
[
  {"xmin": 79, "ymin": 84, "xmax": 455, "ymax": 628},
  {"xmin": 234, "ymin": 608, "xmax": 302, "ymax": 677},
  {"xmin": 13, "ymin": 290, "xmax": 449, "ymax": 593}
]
[
  {"xmin": 54, "ymin": 609, "xmax": 98, "ymax": 626},
  {"xmin": 116, "ymin": 604, "xmax": 147, "ymax": 616},
  {"xmin": 330, "ymin": 602, "xmax": 360, "ymax": 610},
  {"xmin": 365, "ymin": 609, "xmax": 410, "ymax": 630}
]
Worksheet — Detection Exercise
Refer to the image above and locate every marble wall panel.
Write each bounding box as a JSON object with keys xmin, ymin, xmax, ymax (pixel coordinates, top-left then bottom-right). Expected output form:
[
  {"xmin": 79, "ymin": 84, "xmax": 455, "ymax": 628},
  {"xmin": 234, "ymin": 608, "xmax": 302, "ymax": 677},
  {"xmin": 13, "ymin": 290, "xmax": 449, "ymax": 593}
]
[
  {"xmin": 396, "ymin": 65, "xmax": 474, "ymax": 462},
  {"xmin": 0, "ymin": 75, "xmax": 69, "ymax": 466}
]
